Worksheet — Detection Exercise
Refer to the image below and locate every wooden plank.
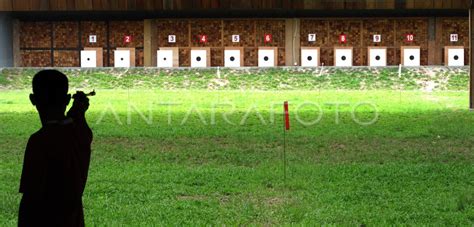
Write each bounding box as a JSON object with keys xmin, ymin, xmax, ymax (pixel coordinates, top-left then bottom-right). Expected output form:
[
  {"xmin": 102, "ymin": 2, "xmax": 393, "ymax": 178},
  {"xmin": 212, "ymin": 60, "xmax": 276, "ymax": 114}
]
[
  {"xmin": 434, "ymin": 17, "xmax": 443, "ymax": 64},
  {"xmin": 285, "ymin": 19, "xmax": 293, "ymax": 65},
  {"xmin": 127, "ymin": 0, "xmax": 137, "ymax": 10},
  {"xmin": 442, "ymin": 0, "xmax": 452, "ymax": 8},
  {"xmin": 0, "ymin": 0, "xmax": 13, "ymax": 11},
  {"xmin": 334, "ymin": 0, "xmax": 344, "ymax": 9},
  {"xmin": 92, "ymin": 0, "xmax": 109, "ymax": 10},
  {"xmin": 292, "ymin": 0, "xmax": 304, "ymax": 9},
  {"xmin": 395, "ymin": 0, "xmax": 406, "ymax": 9},
  {"xmin": 427, "ymin": 17, "xmax": 436, "ymax": 64},
  {"xmin": 220, "ymin": 0, "xmax": 230, "ymax": 9},
  {"xmin": 163, "ymin": 0, "xmax": 173, "ymax": 9},
  {"xmin": 144, "ymin": 19, "xmax": 152, "ymax": 66},
  {"xmin": 110, "ymin": 0, "xmax": 127, "ymax": 10},
  {"xmin": 0, "ymin": 0, "xmax": 471, "ymax": 11},
  {"xmin": 414, "ymin": 0, "xmax": 432, "ymax": 9},
  {"xmin": 366, "ymin": 0, "xmax": 376, "ymax": 9},
  {"xmin": 313, "ymin": 0, "xmax": 322, "ymax": 8},
  {"xmin": 13, "ymin": 0, "xmax": 31, "ymax": 10},
  {"xmin": 109, "ymin": 0, "xmax": 119, "ymax": 10},
  {"xmin": 144, "ymin": 0, "xmax": 154, "ymax": 10},
  {"xmin": 282, "ymin": 0, "xmax": 291, "ymax": 9},
  {"xmin": 49, "ymin": 0, "xmax": 64, "ymax": 10},
  {"xmin": 434, "ymin": 0, "xmax": 443, "ymax": 8},
  {"xmin": 75, "ymin": 0, "xmax": 93, "ymax": 10},
  {"xmin": 377, "ymin": 0, "xmax": 396, "ymax": 9},
  {"xmin": 12, "ymin": 19, "xmax": 20, "ymax": 67},
  {"xmin": 135, "ymin": 0, "xmax": 146, "ymax": 10},
  {"xmin": 179, "ymin": 0, "xmax": 192, "ymax": 9},
  {"xmin": 470, "ymin": 7, "xmax": 474, "ymax": 109},
  {"xmin": 322, "ymin": 0, "xmax": 334, "ymax": 9},
  {"xmin": 453, "ymin": 0, "xmax": 469, "ymax": 8},
  {"xmin": 29, "ymin": 0, "xmax": 41, "ymax": 10},
  {"xmin": 285, "ymin": 19, "xmax": 300, "ymax": 66},
  {"xmin": 353, "ymin": 0, "xmax": 366, "ymax": 9}
]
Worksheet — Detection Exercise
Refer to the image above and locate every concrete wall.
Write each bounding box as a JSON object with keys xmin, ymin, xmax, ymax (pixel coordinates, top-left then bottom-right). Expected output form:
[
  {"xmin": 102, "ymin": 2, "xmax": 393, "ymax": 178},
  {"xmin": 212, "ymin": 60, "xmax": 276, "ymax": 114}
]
[{"xmin": 0, "ymin": 13, "xmax": 13, "ymax": 67}]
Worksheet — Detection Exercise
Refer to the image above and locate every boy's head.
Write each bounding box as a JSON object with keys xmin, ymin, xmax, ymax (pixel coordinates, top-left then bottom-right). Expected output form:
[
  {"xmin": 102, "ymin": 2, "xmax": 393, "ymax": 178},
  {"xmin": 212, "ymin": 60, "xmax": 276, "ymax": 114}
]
[{"xmin": 30, "ymin": 70, "xmax": 71, "ymax": 111}]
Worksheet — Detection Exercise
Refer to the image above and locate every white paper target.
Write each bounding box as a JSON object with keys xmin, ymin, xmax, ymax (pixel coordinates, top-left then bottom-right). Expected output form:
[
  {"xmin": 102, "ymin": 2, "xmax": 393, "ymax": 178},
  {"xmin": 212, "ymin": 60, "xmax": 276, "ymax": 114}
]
[
  {"xmin": 80, "ymin": 50, "xmax": 97, "ymax": 68},
  {"xmin": 301, "ymin": 49, "xmax": 319, "ymax": 67},
  {"xmin": 114, "ymin": 50, "xmax": 131, "ymax": 67},
  {"xmin": 447, "ymin": 48, "xmax": 464, "ymax": 66},
  {"xmin": 157, "ymin": 50, "xmax": 174, "ymax": 68},
  {"xmin": 224, "ymin": 50, "xmax": 241, "ymax": 67},
  {"xmin": 403, "ymin": 48, "xmax": 420, "ymax": 67},
  {"xmin": 191, "ymin": 50, "xmax": 208, "ymax": 68},
  {"xmin": 335, "ymin": 49, "xmax": 353, "ymax": 67},
  {"xmin": 369, "ymin": 48, "xmax": 387, "ymax": 67},
  {"xmin": 258, "ymin": 49, "xmax": 275, "ymax": 67}
]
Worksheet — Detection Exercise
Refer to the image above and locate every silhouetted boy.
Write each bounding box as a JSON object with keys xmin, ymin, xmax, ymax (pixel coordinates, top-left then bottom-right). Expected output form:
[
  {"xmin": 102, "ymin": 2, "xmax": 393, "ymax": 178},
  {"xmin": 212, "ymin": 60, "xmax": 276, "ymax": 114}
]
[{"xmin": 19, "ymin": 70, "xmax": 93, "ymax": 227}]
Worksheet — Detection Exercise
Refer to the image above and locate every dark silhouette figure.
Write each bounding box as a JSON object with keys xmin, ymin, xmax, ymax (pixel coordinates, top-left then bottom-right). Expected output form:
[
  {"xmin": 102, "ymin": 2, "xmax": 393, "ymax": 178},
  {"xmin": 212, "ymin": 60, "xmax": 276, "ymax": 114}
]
[{"xmin": 18, "ymin": 70, "xmax": 93, "ymax": 227}]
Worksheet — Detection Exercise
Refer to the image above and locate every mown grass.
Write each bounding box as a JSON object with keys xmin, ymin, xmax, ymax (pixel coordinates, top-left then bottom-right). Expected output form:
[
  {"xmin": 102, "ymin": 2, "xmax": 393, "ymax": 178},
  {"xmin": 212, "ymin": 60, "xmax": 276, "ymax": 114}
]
[
  {"xmin": 0, "ymin": 88, "xmax": 473, "ymax": 225},
  {"xmin": 0, "ymin": 67, "xmax": 469, "ymax": 91}
]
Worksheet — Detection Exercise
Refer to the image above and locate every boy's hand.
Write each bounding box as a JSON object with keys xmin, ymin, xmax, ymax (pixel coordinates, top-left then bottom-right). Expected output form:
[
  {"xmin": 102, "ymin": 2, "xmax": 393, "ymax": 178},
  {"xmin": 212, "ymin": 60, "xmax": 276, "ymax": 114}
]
[{"xmin": 67, "ymin": 91, "xmax": 90, "ymax": 117}]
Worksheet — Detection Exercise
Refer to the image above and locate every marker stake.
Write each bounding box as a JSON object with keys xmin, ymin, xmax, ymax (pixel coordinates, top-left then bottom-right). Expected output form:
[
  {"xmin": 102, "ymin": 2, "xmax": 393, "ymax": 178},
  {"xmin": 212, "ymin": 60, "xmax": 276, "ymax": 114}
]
[
  {"xmin": 398, "ymin": 64, "xmax": 402, "ymax": 102},
  {"xmin": 283, "ymin": 101, "xmax": 290, "ymax": 184}
]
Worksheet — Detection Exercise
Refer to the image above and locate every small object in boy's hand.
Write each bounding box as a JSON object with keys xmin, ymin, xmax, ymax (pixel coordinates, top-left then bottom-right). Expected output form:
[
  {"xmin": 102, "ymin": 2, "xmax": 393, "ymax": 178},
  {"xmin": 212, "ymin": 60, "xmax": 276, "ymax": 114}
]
[
  {"xmin": 73, "ymin": 90, "xmax": 96, "ymax": 99},
  {"xmin": 86, "ymin": 90, "xmax": 96, "ymax": 97}
]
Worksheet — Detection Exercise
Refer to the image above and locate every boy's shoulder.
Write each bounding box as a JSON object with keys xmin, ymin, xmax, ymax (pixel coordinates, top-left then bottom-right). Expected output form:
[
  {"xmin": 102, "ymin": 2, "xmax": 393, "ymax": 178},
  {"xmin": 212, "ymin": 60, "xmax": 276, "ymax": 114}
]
[
  {"xmin": 27, "ymin": 129, "xmax": 43, "ymax": 145},
  {"xmin": 27, "ymin": 121, "xmax": 75, "ymax": 144}
]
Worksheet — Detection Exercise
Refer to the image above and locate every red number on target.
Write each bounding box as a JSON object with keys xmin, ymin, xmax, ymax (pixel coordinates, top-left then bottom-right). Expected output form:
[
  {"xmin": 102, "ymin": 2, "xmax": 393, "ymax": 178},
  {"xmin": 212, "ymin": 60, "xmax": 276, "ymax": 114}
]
[
  {"xmin": 339, "ymin": 34, "xmax": 347, "ymax": 43},
  {"xmin": 199, "ymin": 35, "xmax": 208, "ymax": 43},
  {"xmin": 264, "ymin": 34, "xmax": 272, "ymax": 43},
  {"xmin": 124, "ymin": 35, "xmax": 132, "ymax": 43}
]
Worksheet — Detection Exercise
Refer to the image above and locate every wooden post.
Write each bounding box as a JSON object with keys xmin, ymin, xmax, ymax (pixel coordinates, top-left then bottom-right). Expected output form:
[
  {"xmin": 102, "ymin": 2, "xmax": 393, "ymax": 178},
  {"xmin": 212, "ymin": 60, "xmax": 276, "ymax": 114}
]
[
  {"xmin": 12, "ymin": 19, "xmax": 20, "ymax": 67},
  {"xmin": 144, "ymin": 19, "xmax": 156, "ymax": 67},
  {"xmin": 285, "ymin": 19, "xmax": 300, "ymax": 66},
  {"xmin": 427, "ymin": 17, "xmax": 436, "ymax": 65},
  {"xmin": 470, "ymin": 3, "xmax": 474, "ymax": 109}
]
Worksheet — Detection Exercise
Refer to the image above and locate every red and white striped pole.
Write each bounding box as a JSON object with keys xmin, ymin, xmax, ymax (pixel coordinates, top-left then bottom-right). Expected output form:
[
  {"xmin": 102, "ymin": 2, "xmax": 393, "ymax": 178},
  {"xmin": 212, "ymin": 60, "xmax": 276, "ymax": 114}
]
[{"xmin": 283, "ymin": 101, "xmax": 290, "ymax": 183}]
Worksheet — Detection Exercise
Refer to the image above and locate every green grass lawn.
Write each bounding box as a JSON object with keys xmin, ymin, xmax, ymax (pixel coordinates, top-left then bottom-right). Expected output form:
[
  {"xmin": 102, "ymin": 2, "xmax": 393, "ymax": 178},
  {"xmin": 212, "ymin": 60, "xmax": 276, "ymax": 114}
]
[{"xmin": 1, "ymin": 89, "xmax": 473, "ymax": 225}]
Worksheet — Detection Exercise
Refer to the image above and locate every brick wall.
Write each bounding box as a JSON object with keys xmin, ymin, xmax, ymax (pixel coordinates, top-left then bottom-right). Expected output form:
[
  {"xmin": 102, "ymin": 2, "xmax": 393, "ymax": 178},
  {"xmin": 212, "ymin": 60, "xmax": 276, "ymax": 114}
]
[
  {"xmin": 155, "ymin": 19, "xmax": 286, "ymax": 67},
  {"xmin": 440, "ymin": 18, "xmax": 469, "ymax": 65},
  {"xmin": 300, "ymin": 17, "xmax": 467, "ymax": 66},
  {"xmin": 19, "ymin": 20, "xmax": 144, "ymax": 67},
  {"xmin": 18, "ymin": 17, "xmax": 469, "ymax": 67}
]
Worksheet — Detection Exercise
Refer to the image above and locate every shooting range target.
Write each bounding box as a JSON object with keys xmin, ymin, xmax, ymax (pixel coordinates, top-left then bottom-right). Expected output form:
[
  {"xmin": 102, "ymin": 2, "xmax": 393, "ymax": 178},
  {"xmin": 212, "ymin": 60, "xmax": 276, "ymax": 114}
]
[
  {"xmin": 81, "ymin": 50, "xmax": 97, "ymax": 68},
  {"xmin": 368, "ymin": 47, "xmax": 387, "ymax": 67},
  {"xmin": 157, "ymin": 49, "xmax": 174, "ymax": 68},
  {"xmin": 258, "ymin": 47, "xmax": 277, "ymax": 67},
  {"xmin": 224, "ymin": 48, "xmax": 242, "ymax": 67},
  {"xmin": 300, "ymin": 47, "xmax": 319, "ymax": 67},
  {"xmin": 191, "ymin": 49, "xmax": 209, "ymax": 68},
  {"xmin": 445, "ymin": 46, "xmax": 464, "ymax": 66},
  {"xmin": 334, "ymin": 47, "xmax": 353, "ymax": 67},
  {"xmin": 401, "ymin": 46, "xmax": 420, "ymax": 66},
  {"xmin": 114, "ymin": 50, "xmax": 131, "ymax": 67}
]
